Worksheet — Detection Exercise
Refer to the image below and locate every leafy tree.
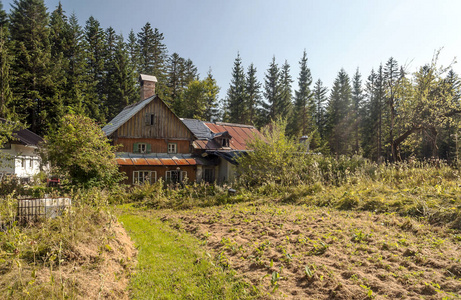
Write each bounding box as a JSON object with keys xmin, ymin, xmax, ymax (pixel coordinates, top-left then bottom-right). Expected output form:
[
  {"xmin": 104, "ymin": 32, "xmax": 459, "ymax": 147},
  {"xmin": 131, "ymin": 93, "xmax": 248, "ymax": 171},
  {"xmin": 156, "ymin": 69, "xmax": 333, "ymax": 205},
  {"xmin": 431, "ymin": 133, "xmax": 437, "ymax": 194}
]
[
  {"xmin": 42, "ymin": 114, "xmax": 124, "ymax": 188},
  {"xmin": 224, "ymin": 53, "xmax": 246, "ymax": 123},
  {"xmin": 392, "ymin": 57, "xmax": 460, "ymax": 160}
]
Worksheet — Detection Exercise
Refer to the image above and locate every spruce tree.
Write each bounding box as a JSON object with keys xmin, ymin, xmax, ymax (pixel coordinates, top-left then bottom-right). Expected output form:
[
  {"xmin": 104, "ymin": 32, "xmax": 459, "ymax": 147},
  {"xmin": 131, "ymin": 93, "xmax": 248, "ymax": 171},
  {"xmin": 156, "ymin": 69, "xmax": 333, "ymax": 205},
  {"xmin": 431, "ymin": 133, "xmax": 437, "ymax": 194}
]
[
  {"xmin": 83, "ymin": 16, "xmax": 106, "ymax": 121},
  {"xmin": 313, "ymin": 79, "xmax": 328, "ymax": 139},
  {"xmin": 245, "ymin": 63, "xmax": 263, "ymax": 126},
  {"xmin": 0, "ymin": 1, "xmax": 12, "ymax": 118},
  {"xmin": 137, "ymin": 23, "xmax": 168, "ymax": 98},
  {"xmin": 279, "ymin": 60, "xmax": 293, "ymax": 121},
  {"xmin": 263, "ymin": 56, "xmax": 281, "ymax": 123},
  {"xmin": 166, "ymin": 52, "xmax": 185, "ymax": 109},
  {"xmin": 383, "ymin": 57, "xmax": 401, "ymax": 161},
  {"xmin": 9, "ymin": 0, "xmax": 55, "ymax": 134},
  {"xmin": 202, "ymin": 70, "xmax": 220, "ymax": 121},
  {"xmin": 351, "ymin": 68, "xmax": 363, "ymax": 153},
  {"xmin": 289, "ymin": 50, "xmax": 313, "ymax": 137},
  {"xmin": 105, "ymin": 34, "xmax": 137, "ymax": 120},
  {"xmin": 224, "ymin": 53, "xmax": 246, "ymax": 124},
  {"xmin": 65, "ymin": 13, "xmax": 87, "ymax": 114},
  {"xmin": 325, "ymin": 68, "xmax": 352, "ymax": 155}
]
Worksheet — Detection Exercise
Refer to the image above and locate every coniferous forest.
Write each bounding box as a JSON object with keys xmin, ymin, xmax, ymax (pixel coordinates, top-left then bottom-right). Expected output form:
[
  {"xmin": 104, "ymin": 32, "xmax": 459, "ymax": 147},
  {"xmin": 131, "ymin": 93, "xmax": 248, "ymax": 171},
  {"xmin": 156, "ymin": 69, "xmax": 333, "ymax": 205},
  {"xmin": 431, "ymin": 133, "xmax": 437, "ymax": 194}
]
[{"xmin": 1, "ymin": 0, "xmax": 460, "ymax": 163}]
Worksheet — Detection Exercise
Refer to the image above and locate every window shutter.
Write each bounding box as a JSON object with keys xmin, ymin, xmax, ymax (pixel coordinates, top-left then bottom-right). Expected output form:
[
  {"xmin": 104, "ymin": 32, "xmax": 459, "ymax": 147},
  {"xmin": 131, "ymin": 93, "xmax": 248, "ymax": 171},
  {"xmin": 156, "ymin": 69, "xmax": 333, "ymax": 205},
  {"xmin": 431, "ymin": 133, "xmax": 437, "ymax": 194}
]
[
  {"xmin": 145, "ymin": 113, "xmax": 150, "ymax": 125},
  {"xmin": 152, "ymin": 171, "xmax": 157, "ymax": 183},
  {"xmin": 133, "ymin": 143, "xmax": 139, "ymax": 153},
  {"xmin": 146, "ymin": 144, "xmax": 151, "ymax": 153}
]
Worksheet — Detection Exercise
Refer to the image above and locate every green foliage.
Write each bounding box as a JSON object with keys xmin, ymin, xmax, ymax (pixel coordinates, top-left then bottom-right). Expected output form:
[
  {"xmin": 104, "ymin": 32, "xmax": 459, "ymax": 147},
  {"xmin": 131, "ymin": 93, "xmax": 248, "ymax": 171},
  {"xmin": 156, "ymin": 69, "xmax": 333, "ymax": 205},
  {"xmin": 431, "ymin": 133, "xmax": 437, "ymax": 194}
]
[{"xmin": 41, "ymin": 114, "xmax": 124, "ymax": 188}]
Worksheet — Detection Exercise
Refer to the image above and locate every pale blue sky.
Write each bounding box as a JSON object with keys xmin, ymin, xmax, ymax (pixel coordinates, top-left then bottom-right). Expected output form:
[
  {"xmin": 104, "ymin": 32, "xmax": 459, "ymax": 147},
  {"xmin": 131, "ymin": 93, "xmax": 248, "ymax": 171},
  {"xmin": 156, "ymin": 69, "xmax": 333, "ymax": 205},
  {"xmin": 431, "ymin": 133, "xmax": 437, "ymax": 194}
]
[{"xmin": 4, "ymin": 0, "xmax": 461, "ymax": 99}]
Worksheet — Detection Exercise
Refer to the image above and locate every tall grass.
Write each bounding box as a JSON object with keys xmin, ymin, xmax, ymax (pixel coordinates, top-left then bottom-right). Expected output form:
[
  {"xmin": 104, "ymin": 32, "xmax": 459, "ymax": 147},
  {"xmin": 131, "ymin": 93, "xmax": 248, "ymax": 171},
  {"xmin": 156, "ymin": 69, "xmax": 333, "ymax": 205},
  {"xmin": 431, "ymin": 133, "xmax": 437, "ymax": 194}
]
[{"xmin": 0, "ymin": 188, "xmax": 129, "ymax": 299}]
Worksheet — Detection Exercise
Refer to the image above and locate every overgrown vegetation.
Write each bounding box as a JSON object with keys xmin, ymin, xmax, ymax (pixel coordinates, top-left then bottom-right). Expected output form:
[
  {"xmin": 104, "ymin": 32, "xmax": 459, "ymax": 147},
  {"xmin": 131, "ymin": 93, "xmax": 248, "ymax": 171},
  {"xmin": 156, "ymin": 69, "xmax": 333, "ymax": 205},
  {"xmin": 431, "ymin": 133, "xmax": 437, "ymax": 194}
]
[{"xmin": 0, "ymin": 189, "xmax": 134, "ymax": 299}]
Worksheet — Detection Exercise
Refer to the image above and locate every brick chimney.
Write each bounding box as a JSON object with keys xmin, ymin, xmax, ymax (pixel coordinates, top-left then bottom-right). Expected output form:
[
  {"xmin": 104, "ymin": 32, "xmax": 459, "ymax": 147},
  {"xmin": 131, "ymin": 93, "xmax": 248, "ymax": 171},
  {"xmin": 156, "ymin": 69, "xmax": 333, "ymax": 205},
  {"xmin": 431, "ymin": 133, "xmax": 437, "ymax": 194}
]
[{"xmin": 139, "ymin": 74, "xmax": 157, "ymax": 100}]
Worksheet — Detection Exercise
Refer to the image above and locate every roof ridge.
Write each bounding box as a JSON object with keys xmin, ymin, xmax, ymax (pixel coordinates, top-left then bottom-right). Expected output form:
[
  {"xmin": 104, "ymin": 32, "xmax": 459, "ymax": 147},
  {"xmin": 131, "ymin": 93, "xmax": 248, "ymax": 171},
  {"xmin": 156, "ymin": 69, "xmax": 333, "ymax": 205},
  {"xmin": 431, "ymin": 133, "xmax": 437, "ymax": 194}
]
[{"xmin": 211, "ymin": 122, "xmax": 255, "ymax": 128}]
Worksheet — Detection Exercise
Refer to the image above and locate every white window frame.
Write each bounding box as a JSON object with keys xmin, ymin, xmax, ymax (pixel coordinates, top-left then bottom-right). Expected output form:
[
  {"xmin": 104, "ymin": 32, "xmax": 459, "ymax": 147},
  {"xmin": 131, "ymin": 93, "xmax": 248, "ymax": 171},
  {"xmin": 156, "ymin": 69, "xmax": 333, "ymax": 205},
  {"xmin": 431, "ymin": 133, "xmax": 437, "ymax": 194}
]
[
  {"xmin": 167, "ymin": 143, "xmax": 177, "ymax": 154},
  {"xmin": 22, "ymin": 158, "xmax": 27, "ymax": 169},
  {"xmin": 138, "ymin": 143, "xmax": 147, "ymax": 154},
  {"xmin": 165, "ymin": 170, "xmax": 187, "ymax": 183},
  {"xmin": 133, "ymin": 171, "xmax": 157, "ymax": 185}
]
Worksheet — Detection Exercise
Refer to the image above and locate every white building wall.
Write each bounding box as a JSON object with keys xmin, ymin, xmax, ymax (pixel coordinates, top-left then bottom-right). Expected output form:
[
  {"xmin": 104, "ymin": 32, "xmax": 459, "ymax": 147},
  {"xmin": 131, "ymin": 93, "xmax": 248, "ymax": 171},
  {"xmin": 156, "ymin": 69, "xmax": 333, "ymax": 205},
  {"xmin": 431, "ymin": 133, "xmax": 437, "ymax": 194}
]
[{"xmin": 0, "ymin": 144, "xmax": 41, "ymax": 179}]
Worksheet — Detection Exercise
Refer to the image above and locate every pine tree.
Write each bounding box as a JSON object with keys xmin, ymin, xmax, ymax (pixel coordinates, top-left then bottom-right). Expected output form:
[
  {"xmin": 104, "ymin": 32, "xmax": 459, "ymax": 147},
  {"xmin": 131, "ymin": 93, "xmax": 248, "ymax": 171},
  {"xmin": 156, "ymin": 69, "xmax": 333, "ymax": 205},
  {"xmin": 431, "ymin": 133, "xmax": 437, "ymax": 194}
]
[
  {"xmin": 289, "ymin": 50, "xmax": 313, "ymax": 137},
  {"xmin": 105, "ymin": 34, "xmax": 137, "ymax": 120},
  {"xmin": 166, "ymin": 52, "xmax": 185, "ymax": 109},
  {"xmin": 245, "ymin": 63, "xmax": 263, "ymax": 126},
  {"xmin": 203, "ymin": 70, "xmax": 220, "ymax": 121},
  {"xmin": 325, "ymin": 68, "xmax": 352, "ymax": 155},
  {"xmin": 9, "ymin": 0, "xmax": 55, "ymax": 134},
  {"xmin": 0, "ymin": 1, "xmax": 12, "ymax": 118},
  {"xmin": 263, "ymin": 56, "xmax": 281, "ymax": 122},
  {"xmin": 313, "ymin": 79, "xmax": 328, "ymax": 139},
  {"xmin": 137, "ymin": 23, "xmax": 168, "ymax": 98},
  {"xmin": 384, "ymin": 57, "xmax": 401, "ymax": 161},
  {"xmin": 224, "ymin": 53, "xmax": 246, "ymax": 123},
  {"xmin": 83, "ymin": 16, "xmax": 106, "ymax": 121},
  {"xmin": 279, "ymin": 60, "xmax": 293, "ymax": 120},
  {"xmin": 65, "ymin": 13, "xmax": 87, "ymax": 114},
  {"xmin": 351, "ymin": 68, "xmax": 363, "ymax": 153}
]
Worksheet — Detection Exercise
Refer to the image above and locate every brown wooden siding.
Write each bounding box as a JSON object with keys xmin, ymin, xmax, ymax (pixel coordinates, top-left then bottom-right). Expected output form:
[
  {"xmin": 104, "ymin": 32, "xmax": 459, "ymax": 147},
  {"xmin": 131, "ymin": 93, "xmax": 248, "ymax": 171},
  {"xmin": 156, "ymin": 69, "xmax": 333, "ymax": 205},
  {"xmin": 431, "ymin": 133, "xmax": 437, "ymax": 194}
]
[
  {"xmin": 116, "ymin": 96, "xmax": 194, "ymax": 139},
  {"xmin": 115, "ymin": 138, "xmax": 191, "ymax": 154},
  {"xmin": 120, "ymin": 165, "xmax": 196, "ymax": 185}
]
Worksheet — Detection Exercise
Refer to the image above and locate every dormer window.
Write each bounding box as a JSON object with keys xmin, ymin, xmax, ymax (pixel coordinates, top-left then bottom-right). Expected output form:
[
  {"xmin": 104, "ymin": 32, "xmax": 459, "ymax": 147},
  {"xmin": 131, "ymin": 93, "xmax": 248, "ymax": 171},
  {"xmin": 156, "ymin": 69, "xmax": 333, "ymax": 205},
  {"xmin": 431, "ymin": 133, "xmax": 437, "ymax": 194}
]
[{"xmin": 222, "ymin": 138, "xmax": 229, "ymax": 147}]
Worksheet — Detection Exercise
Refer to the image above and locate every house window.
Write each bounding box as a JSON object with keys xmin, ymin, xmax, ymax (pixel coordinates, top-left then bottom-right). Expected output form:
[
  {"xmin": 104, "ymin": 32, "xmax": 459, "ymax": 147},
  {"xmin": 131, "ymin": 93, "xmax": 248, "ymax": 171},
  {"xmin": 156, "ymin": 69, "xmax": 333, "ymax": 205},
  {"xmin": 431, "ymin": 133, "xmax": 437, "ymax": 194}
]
[
  {"xmin": 145, "ymin": 113, "xmax": 155, "ymax": 125},
  {"xmin": 133, "ymin": 171, "xmax": 157, "ymax": 185},
  {"xmin": 29, "ymin": 159, "xmax": 33, "ymax": 169},
  {"xmin": 22, "ymin": 159, "xmax": 27, "ymax": 169},
  {"xmin": 165, "ymin": 170, "xmax": 187, "ymax": 184},
  {"xmin": 203, "ymin": 168, "xmax": 215, "ymax": 183},
  {"xmin": 222, "ymin": 138, "xmax": 230, "ymax": 147},
  {"xmin": 168, "ymin": 143, "xmax": 177, "ymax": 154}
]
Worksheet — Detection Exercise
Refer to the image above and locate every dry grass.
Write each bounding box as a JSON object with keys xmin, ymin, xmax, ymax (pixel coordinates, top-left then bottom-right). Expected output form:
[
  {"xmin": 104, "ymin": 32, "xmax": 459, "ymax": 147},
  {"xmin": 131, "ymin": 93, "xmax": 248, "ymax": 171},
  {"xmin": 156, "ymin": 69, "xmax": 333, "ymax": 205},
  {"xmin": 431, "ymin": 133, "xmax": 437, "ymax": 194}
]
[{"xmin": 0, "ymin": 190, "xmax": 136, "ymax": 299}]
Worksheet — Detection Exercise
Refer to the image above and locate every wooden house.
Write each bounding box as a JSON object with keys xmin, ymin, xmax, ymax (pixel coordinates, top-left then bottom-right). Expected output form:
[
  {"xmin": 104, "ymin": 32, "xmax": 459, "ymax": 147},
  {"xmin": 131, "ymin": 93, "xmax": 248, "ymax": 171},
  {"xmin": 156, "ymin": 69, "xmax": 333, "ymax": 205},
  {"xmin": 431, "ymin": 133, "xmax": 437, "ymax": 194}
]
[{"xmin": 103, "ymin": 74, "xmax": 262, "ymax": 185}]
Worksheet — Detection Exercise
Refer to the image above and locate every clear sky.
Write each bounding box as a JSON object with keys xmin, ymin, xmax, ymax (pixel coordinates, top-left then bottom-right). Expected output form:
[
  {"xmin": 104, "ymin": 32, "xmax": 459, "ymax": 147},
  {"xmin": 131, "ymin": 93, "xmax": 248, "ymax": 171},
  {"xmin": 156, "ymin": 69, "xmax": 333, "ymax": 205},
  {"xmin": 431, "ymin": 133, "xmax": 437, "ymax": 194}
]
[{"xmin": 3, "ymin": 0, "xmax": 461, "ymax": 99}]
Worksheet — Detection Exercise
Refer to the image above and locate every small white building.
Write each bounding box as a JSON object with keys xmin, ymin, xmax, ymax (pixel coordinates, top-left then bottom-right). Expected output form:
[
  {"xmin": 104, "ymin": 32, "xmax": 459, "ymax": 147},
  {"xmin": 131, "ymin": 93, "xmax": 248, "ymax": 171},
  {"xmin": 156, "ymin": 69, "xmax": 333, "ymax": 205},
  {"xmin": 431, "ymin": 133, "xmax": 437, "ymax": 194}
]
[{"xmin": 0, "ymin": 121, "xmax": 43, "ymax": 182}]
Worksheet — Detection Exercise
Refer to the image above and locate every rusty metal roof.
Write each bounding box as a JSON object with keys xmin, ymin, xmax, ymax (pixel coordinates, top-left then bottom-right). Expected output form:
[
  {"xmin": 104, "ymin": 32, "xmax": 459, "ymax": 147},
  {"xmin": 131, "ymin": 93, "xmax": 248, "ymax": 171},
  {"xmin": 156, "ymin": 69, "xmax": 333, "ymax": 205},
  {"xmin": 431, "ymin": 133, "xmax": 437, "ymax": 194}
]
[
  {"xmin": 115, "ymin": 153, "xmax": 214, "ymax": 166},
  {"xmin": 182, "ymin": 119, "xmax": 262, "ymax": 151}
]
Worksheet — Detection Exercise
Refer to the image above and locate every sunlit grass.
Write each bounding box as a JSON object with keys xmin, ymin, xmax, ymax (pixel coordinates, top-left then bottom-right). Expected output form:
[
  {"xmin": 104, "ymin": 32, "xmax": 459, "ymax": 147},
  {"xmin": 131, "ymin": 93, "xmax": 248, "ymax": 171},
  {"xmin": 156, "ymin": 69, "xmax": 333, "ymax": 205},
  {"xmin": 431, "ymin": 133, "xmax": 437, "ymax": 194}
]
[{"xmin": 118, "ymin": 205, "xmax": 259, "ymax": 300}]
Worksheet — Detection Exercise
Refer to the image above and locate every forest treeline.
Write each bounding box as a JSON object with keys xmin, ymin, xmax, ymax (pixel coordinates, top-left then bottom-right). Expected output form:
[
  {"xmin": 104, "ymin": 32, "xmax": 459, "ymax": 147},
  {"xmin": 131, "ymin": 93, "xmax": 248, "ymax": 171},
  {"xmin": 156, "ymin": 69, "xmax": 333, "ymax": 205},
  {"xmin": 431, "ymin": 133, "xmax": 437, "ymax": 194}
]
[{"xmin": 0, "ymin": 0, "xmax": 460, "ymax": 163}]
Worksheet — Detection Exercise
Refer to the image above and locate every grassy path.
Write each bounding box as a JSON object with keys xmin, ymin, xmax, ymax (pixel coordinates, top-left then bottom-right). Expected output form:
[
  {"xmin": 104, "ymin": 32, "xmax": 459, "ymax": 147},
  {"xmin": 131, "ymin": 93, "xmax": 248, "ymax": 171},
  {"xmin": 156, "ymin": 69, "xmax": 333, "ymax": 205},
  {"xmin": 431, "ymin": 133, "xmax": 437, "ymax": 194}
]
[{"xmin": 117, "ymin": 206, "xmax": 258, "ymax": 300}]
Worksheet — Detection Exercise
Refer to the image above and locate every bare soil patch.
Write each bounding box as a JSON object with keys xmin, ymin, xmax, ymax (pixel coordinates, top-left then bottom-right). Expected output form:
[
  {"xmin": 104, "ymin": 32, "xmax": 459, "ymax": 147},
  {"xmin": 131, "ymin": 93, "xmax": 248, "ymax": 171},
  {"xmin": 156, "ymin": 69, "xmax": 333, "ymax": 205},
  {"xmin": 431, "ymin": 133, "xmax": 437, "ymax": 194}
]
[{"xmin": 159, "ymin": 202, "xmax": 461, "ymax": 299}]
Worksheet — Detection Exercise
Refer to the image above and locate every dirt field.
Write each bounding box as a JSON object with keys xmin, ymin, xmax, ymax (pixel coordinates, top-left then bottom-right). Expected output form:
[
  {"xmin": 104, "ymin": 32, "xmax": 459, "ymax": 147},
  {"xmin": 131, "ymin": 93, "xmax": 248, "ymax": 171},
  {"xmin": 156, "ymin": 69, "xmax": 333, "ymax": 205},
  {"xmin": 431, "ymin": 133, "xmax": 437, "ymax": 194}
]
[{"xmin": 159, "ymin": 202, "xmax": 461, "ymax": 299}]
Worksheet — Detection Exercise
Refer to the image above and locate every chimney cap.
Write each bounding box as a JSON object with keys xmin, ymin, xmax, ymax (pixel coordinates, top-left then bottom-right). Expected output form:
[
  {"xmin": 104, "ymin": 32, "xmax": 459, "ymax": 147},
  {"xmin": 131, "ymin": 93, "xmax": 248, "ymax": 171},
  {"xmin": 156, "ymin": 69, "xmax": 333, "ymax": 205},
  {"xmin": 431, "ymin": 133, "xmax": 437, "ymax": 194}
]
[{"xmin": 139, "ymin": 74, "xmax": 158, "ymax": 83}]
